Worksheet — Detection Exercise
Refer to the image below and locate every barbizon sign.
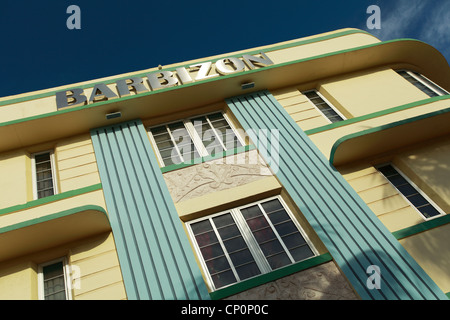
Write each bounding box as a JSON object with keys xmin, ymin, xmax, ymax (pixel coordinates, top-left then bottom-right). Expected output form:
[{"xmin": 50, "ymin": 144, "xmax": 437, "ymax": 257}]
[{"xmin": 56, "ymin": 52, "xmax": 273, "ymax": 110}]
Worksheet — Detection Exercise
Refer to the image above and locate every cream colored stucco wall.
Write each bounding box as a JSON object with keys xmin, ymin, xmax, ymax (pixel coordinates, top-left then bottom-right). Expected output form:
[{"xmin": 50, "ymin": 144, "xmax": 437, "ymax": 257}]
[
  {"xmin": 0, "ymin": 232, "xmax": 126, "ymax": 300},
  {"xmin": 399, "ymin": 224, "xmax": 450, "ymax": 295}
]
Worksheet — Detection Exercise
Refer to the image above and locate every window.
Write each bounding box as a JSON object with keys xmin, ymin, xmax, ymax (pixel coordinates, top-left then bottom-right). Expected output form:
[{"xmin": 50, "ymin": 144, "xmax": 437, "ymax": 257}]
[
  {"xmin": 38, "ymin": 258, "xmax": 72, "ymax": 300},
  {"xmin": 303, "ymin": 90, "xmax": 345, "ymax": 123},
  {"xmin": 148, "ymin": 111, "xmax": 244, "ymax": 167},
  {"xmin": 376, "ymin": 164, "xmax": 444, "ymax": 220},
  {"xmin": 187, "ymin": 196, "xmax": 317, "ymax": 290},
  {"xmin": 396, "ymin": 70, "xmax": 449, "ymax": 97},
  {"xmin": 31, "ymin": 151, "xmax": 58, "ymax": 199}
]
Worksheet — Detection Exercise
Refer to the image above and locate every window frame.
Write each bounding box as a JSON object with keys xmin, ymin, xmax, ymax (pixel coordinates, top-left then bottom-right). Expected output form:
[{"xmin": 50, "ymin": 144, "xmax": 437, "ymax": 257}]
[
  {"xmin": 147, "ymin": 111, "xmax": 245, "ymax": 167},
  {"xmin": 186, "ymin": 195, "xmax": 318, "ymax": 291},
  {"xmin": 31, "ymin": 150, "xmax": 58, "ymax": 200},
  {"xmin": 396, "ymin": 70, "xmax": 449, "ymax": 97},
  {"xmin": 375, "ymin": 163, "xmax": 446, "ymax": 221},
  {"xmin": 37, "ymin": 257, "xmax": 73, "ymax": 300},
  {"xmin": 302, "ymin": 89, "xmax": 346, "ymax": 124}
]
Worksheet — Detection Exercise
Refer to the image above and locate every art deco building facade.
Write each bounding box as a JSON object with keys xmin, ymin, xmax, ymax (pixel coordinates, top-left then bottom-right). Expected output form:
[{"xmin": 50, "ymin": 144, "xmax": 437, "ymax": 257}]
[{"xmin": 0, "ymin": 28, "xmax": 449, "ymax": 300}]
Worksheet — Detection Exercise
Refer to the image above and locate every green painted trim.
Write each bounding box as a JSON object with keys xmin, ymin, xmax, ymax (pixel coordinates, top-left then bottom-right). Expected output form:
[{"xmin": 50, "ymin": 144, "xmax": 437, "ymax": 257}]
[
  {"xmin": 0, "ymin": 29, "xmax": 370, "ymax": 106},
  {"xmin": 0, "ymin": 37, "xmax": 423, "ymax": 129},
  {"xmin": 305, "ymin": 95, "xmax": 450, "ymax": 136},
  {"xmin": 0, "ymin": 204, "xmax": 109, "ymax": 234},
  {"xmin": 393, "ymin": 214, "xmax": 450, "ymax": 240},
  {"xmin": 446, "ymin": 292, "xmax": 450, "ymax": 299},
  {"xmin": 0, "ymin": 183, "xmax": 103, "ymax": 216},
  {"xmin": 329, "ymin": 106, "xmax": 450, "ymax": 164},
  {"xmin": 209, "ymin": 253, "xmax": 333, "ymax": 300},
  {"xmin": 160, "ymin": 145, "xmax": 255, "ymax": 173}
]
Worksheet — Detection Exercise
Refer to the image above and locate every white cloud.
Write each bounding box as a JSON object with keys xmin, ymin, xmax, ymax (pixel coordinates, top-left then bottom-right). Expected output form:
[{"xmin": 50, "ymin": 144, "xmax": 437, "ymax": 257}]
[
  {"xmin": 368, "ymin": 0, "xmax": 427, "ymax": 41},
  {"xmin": 364, "ymin": 1, "xmax": 450, "ymax": 62},
  {"xmin": 420, "ymin": 2, "xmax": 450, "ymax": 57}
]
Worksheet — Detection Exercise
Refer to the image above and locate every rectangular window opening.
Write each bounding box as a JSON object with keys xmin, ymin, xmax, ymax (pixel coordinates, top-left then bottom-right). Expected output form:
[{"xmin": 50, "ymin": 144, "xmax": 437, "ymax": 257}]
[
  {"xmin": 187, "ymin": 196, "xmax": 317, "ymax": 291},
  {"xmin": 303, "ymin": 90, "xmax": 345, "ymax": 123},
  {"xmin": 376, "ymin": 163, "xmax": 444, "ymax": 220},
  {"xmin": 38, "ymin": 258, "xmax": 72, "ymax": 300},
  {"xmin": 32, "ymin": 151, "xmax": 58, "ymax": 200},
  {"xmin": 396, "ymin": 70, "xmax": 449, "ymax": 97},
  {"xmin": 148, "ymin": 111, "xmax": 244, "ymax": 167}
]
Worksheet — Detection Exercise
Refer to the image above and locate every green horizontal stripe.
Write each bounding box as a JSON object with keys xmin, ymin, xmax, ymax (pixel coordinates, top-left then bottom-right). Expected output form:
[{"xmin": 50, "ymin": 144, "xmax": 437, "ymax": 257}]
[
  {"xmin": 0, "ymin": 204, "xmax": 109, "ymax": 234},
  {"xmin": 0, "ymin": 37, "xmax": 419, "ymax": 129},
  {"xmin": 0, "ymin": 183, "xmax": 103, "ymax": 216},
  {"xmin": 305, "ymin": 95, "xmax": 450, "ymax": 136},
  {"xmin": 329, "ymin": 106, "xmax": 450, "ymax": 164},
  {"xmin": 393, "ymin": 214, "xmax": 450, "ymax": 240},
  {"xmin": 209, "ymin": 253, "xmax": 333, "ymax": 300},
  {"xmin": 160, "ymin": 145, "xmax": 255, "ymax": 173},
  {"xmin": 0, "ymin": 29, "xmax": 369, "ymax": 107}
]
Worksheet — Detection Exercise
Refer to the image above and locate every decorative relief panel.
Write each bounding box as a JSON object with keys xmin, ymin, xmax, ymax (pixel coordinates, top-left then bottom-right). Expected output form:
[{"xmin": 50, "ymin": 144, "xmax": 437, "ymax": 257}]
[
  {"xmin": 163, "ymin": 150, "xmax": 272, "ymax": 203},
  {"xmin": 225, "ymin": 261, "xmax": 359, "ymax": 300}
]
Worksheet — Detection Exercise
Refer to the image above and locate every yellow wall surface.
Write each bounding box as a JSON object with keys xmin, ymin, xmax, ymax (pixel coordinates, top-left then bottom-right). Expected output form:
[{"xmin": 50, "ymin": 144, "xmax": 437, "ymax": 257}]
[
  {"xmin": 0, "ymin": 150, "xmax": 30, "ymax": 208},
  {"xmin": 338, "ymin": 134, "xmax": 450, "ymax": 233},
  {"xmin": 340, "ymin": 164, "xmax": 423, "ymax": 232},
  {"xmin": 272, "ymin": 87, "xmax": 330, "ymax": 131},
  {"xmin": 0, "ymin": 133, "xmax": 101, "ymax": 212},
  {"xmin": 0, "ymin": 232, "xmax": 126, "ymax": 300},
  {"xmin": 0, "ymin": 261, "xmax": 38, "ymax": 299},
  {"xmin": 55, "ymin": 134, "xmax": 101, "ymax": 193},
  {"xmin": 395, "ymin": 136, "xmax": 450, "ymax": 214},
  {"xmin": 320, "ymin": 68, "xmax": 430, "ymax": 118},
  {"xmin": 399, "ymin": 224, "xmax": 450, "ymax": 294},
  {"xmin": 271, "ymin": 67, "xmax": 437, "ymax": 138}
]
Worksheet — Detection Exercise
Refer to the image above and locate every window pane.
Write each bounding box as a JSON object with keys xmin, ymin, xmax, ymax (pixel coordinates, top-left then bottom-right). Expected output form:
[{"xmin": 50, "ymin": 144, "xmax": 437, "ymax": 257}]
[
  {"xmin": 190, "ymin": 213, "xmax": 261, "ymax": 289},
  {"xmin": 235, "ymin": 262, "xmax": 260, "ymax": 281},
  {"xmin": 34, "ymin": 152, "xmax": 55, "ymax": 199},
  {"xmin": 289, "ymin": 245, "xmax": 315, "ymax": 262},
  {"xmin": 35, "ymin": 153, "xmax": 51, "ymax": 163},
  {"xmin": 418, "ymin": 205, "xmax": 441, "ymax": 219},
  {"xmin": 211, "ymin": 270, "xmax": 236, "ymax": 288},
  {"xmin": 205, "ymin": 256, "xmax": 230, "ymax": 275},
  {"xmin": 43, "ymin": 262, "xmax": 66, "ymax": 300},
  {"xmin": 304, "ymin": 90, "xmax": 343, "ymax": 122},
  {"xmin": 397, "ymin": 71, "xmax": 441, "ymax": 97},
  {"xmin": 241, "ymin": 204, "xmax": 293, "ymax": 270},
  {"xmin": 406, "ymin": 194, "xmax": 429, "ymax": 207},
  {"xmin": 266, "ymin": 252, "xmax": 291, "ymax": 269}
]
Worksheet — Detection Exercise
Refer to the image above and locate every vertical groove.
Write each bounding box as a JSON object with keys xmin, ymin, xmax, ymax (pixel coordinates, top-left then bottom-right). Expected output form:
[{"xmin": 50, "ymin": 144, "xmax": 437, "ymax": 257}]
[{"xmin": 90, "ymin": 119, "xmax": 210, "ymax": 300}]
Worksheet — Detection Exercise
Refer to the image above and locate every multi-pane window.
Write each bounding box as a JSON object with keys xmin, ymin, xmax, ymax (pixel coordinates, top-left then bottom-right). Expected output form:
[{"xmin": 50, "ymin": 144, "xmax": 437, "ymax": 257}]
[
  {"xmin": 303, "ymin": 90, "xmax": 345, "ymax": 123},
  {"xmin": 377, "ymin": 164, "xmax": 444, "ymax": 219},
  {"xmin": 397, "ymin": 70, "xmax": 449, "ymax": 97},
  {"xmin": 32, "ymin": 151, "xmax": 57, "ymax": 199},
  {"xmin": 38, "ymin": 259, "xmax": 72, "ymax": 300},
  {"xmin": 148, "ymin": 112, "xmax": 244, "ymax": 167},
  {"xmin": 187, "ymin": 196, "xmax": 316, "ymax": 290}
]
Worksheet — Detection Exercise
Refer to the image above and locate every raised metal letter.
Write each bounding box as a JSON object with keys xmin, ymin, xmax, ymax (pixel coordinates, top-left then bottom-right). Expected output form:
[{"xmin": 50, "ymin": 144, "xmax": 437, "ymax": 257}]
[
  {"xmin": 56, "ymin": 88, "xmax": 87, "ymax": 109},
  {"xmin": 189, "ymin": 62, "xmax": 219, "ymax": 81},
  {"xmin": 176, "ymin": 67, "xmax": 193, "ymax": 85},
  {"xmin": 242, "ymin": 52, "xmax": 274, "ymax": 70},
  {"xmin": 147, "ymin": 71, "xmax": 179, "ymax": 90},
  {"xmin": 116, "ymin": 77, "xmax": 149, "ymax": 97},
  {"xmin": 215, "ymin": 57, "xmax": 246, "ymax": 75},
  {"xmin": 89, "ymin": 83, "xmax": 118, "ymax": 103}
]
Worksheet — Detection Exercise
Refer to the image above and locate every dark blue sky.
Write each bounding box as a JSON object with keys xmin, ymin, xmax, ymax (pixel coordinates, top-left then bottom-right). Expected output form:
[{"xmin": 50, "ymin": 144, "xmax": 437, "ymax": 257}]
[{"xmin": 1, "ymin": 0, "xmax": 449, "ymax": 98}]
